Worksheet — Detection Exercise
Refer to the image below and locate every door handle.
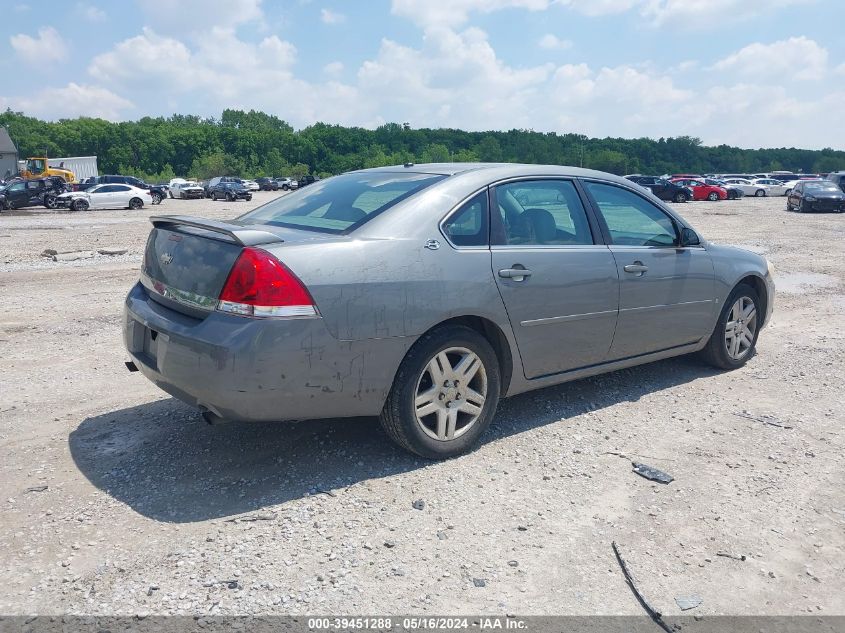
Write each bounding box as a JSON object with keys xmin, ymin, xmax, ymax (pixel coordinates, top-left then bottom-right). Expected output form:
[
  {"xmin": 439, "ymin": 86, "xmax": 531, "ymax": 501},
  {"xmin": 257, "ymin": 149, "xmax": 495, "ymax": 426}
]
[
  {"xmin": 498, "ymin": 267, "xmax": 532, "ymax": 280},
  {"xmin": 623, "ymin": 262, "xmax": 648, "ymax": 275}
]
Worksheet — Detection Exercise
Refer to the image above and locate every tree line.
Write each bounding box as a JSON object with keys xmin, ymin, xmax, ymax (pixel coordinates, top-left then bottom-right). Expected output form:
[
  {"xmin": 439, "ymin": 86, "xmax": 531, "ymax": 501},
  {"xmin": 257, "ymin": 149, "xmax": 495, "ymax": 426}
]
[{"xmin": 2, "ymin": 108, "xmax": 843, "ymax": 182}]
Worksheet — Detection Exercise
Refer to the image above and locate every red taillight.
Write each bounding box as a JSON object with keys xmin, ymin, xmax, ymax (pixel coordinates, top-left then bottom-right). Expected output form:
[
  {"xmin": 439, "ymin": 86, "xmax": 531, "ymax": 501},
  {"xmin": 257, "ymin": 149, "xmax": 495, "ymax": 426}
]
[{"xmin": 217, "ymin": 247, "xmax": 318, "ymax": 318}]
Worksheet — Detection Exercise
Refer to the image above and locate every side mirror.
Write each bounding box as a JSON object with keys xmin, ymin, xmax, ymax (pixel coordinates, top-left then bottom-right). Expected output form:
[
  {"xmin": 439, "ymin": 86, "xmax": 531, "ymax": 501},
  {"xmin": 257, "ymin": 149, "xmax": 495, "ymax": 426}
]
[{"xmin": 680, "ymin": 227, "xmax": 700, "ymax": 247}]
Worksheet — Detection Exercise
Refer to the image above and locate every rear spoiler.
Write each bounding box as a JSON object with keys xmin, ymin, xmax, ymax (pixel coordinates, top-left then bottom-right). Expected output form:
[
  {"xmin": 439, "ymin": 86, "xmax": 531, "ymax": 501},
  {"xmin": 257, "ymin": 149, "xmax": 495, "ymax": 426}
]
[{"xmin": 150, "ymin": 215, "xmax": 283, "ymax": 247}]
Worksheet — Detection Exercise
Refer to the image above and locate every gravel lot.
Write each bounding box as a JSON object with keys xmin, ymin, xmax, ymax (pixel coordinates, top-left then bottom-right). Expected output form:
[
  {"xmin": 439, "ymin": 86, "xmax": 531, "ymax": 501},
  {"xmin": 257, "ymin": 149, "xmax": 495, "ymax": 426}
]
[{"xmin": 1, "ymin": 191, "xmax": 843, "ymax": 617}]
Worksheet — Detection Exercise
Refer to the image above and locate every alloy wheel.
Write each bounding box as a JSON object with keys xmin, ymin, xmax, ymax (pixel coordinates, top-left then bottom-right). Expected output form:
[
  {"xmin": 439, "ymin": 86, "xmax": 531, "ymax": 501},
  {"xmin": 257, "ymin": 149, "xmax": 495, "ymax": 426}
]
[
  {"xmin": 413, "ymin": 347, "xmax": 487, "ymax": 441},
  {"xmin": 724, "ymin": 296, "xmax": 757, "ymax": 360}
]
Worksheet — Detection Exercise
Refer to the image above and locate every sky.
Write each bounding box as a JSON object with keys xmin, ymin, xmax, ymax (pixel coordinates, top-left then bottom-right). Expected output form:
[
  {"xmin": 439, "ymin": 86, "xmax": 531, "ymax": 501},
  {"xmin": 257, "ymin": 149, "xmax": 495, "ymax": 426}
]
[{"xmin": 2, "ymin": 0, "xmax": 844, "ymax": 150}]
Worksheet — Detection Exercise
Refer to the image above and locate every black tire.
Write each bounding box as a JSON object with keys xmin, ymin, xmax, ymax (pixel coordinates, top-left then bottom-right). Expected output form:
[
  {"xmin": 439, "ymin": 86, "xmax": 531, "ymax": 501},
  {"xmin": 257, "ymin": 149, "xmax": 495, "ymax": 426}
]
[
  {"xmin": 379, "ymin": 325, "xmax": 501, "ymax": 459},
  {"xmin": 673, "ymin": 191, "xmax": 688, "ymax": 203},
  {"xmin": 699, "ymin": 283, "xmax": 762, "ymax": 370},
  {"xmin": 151, "ymin": 192, "xmax": 162, "ymax": 204},
  {"xmin": 44, "ymin": 194, "xmax": 58, "ymax": 209},
  {"xmin": 282, "ymin": 184, "xmax": 290, "ymax": 191},
  {"xmin": 797, "ymin": 200, "xmax": 805, "ymax": 213},
  {"xmin": 168, "ymin": 190, "xmax": 174, "ymax": 199},
  {"xmin": 707, "ymin": 191, "xmax": 719, "ymax": 201},
  {"xmin": 72, "ymin": 198, "xmax": 89, "ymax": 212},
  {"xmin": 245, "ymin": 195, "xmax": 252, "ymax": 201},
  {"xmin": 227, "ymin": 193, "xmax": 235, "ymax": 202},
  {"xmin": 755, "ymin": 189, "xmax": 766, "ymax": 197},
  {"xmin": 129, "ymin": 197, "xmax": 143, "ymax": 210},
  {"xmin": 211, "ymin": 191, "xmax": 218, "ymax": 201}
]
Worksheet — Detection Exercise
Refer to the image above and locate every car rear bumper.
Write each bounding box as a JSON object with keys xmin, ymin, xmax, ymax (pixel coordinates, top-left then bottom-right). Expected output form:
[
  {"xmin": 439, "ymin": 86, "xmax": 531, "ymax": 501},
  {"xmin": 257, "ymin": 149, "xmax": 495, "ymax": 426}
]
[
  {"xmin": 123, "ymin": 282, "xmax": 410, "ymax": 422},
  {"xmin": 807, "ymin": 200, "xmax": 845, "ymax": 212}
]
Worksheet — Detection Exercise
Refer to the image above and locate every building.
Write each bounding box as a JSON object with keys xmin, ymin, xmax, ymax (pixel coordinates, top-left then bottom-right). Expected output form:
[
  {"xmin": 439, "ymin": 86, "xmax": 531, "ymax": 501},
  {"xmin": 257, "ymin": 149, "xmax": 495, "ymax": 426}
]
[{"xmin": 0, "ymin": 127, "xmax": 19, "ymax": 181}]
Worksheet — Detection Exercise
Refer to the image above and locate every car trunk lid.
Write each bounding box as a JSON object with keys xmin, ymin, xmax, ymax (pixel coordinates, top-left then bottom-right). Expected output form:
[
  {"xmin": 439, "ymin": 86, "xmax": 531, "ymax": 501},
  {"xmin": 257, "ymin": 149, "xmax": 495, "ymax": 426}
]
[{"xmin": 141, "ymin": 215, "xmax": 337, "ymax": 318}]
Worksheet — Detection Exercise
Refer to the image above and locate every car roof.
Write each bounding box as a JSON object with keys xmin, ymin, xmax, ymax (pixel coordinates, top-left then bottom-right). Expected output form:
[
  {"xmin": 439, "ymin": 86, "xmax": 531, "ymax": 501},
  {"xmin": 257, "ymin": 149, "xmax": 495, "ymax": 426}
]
[{"xmin": 351, "ymin": 162, "xmax": 636, "ymax": 182}]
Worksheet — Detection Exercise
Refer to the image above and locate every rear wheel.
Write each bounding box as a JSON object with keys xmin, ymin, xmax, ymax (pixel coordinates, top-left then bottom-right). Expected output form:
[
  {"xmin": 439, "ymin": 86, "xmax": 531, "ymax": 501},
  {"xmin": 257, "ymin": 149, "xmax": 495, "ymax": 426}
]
[
  {"xmin": 44, "ymin": 194, "xmax": 58, "ymax": 209},
  {"xmin": 151, "ymin": 192, "xmax": 162, "ymax": 204},
  {"xmin": 129, "ymin": 197, "xmax": 143, "ymax": 210},
  {"xmin": 673, "ymin": 191, "xmax": 688, "ymax": 203},
  {"xmin": 72, "ymin": 198, "xmax": 89, "ymax": 212},
  {"xmin": 379, "ymin": 325, "xmax": 501, "ymax": 459},
  {"xmin": 700, "ymin": 283, "xmax": 761, "ymax": 370}
]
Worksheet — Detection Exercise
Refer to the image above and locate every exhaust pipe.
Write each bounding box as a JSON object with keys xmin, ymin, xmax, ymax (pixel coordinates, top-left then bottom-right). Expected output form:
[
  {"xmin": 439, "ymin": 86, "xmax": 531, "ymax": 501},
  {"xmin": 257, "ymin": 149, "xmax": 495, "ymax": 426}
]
[{"xmin": 200, "ymin": 407, "xmax": 228, "ymax": 426}]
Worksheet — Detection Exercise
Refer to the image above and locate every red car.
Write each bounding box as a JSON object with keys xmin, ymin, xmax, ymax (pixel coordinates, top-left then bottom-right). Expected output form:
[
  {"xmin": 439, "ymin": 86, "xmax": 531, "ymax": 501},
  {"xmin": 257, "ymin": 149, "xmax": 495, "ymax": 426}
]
[{"xmin": 670, "ymin": 178, "xmax": 728, "ymax": 201}]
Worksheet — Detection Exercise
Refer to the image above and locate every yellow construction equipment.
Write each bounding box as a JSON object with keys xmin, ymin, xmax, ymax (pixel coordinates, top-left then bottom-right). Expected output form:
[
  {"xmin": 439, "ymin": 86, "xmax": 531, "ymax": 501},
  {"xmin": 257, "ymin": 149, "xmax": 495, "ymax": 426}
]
[{"xmin": 20, "ymin": 157, "xmax": 76, "ymax": 183}]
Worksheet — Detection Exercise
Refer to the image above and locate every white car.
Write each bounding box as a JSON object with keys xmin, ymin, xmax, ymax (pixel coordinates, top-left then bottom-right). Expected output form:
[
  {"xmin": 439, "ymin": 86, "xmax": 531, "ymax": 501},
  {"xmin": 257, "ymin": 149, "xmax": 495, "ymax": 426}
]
[
  {"xmin": 752, "ymin": 178, "xmax": 789, "ymax": 196},
  {"xmin": 241, "ymin": 179, "xmax": 260, "ymax": 191},
  {"xmin": 171, "ymin": 181, "xmax": 205, "ymax": 199},
  {"xmin": 57, "ymin": 184, "xmax": 151, "ymax": 211},
  {"xmin": 723, "ymin": 178, "xmax": 770, "ymax": 197}
]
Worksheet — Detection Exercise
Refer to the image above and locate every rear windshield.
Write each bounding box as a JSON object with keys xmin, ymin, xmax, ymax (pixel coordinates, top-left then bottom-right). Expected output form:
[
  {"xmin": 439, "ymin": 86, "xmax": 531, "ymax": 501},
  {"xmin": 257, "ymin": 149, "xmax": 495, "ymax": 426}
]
[
  {"xmin": 806, "ymin": 182, "xmax": 840, "ymax": 192},
  {"xmin": 238, "ymin": 172, "xmax": 447, "ymax": 233}
]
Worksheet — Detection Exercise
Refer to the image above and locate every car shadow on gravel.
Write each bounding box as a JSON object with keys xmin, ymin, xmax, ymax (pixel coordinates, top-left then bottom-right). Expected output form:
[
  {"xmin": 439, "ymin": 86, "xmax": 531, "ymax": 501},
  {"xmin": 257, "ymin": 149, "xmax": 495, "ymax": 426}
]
[{"xmin": 69, "ymin": 355, "xmax": 719, "ymax": 523}]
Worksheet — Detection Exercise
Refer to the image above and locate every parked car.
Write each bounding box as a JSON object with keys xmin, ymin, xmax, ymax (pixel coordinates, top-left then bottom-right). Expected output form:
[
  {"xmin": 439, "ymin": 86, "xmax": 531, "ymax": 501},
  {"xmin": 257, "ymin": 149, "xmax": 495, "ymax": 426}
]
[
  {"xmin": 297, "ymin": 175, "xmax": 319, "ymax": 187},
  {"xmin": 76, "ymin": 175, "xmax": 167, "ymax": 204},
  {"xmin": 826, "ymin": 171, "xmax": 845, "ymax": 193},
  {"xmin": 124, "ymin": 163, "xmax": 774, "ymax": 459},
  {"xmin": 786, "ymin": 180, "xmax": 845, "ymax": 213},
  {"xmin": 171, "ymin": 181, "xmax": 205, "ymax": 199},
  {"xmin": 721, "ymin": 178, "xmax": 768, "ymax": 197},
  {"xmin": 0, "ymin": 177, "xmax": 67, "ymax": 211},
  {"xmin": 275, "ymin": 177, "xmax": 298, "ymax": 191},
  {"xmin": 208, "ymin": 181, "xmax": 252, "ymax": 201},
  {"xmin": 704, "ymin": 178, "xmax": 744, "ymax": 200},
  {"xmin": 670, "ymin": 178, "xmax": 728, "ymax": 201},
  {"xmin": 751, "ymin": 178, "xmax": 789, "ymax": 196},
  {"xmin": 625, "ymin": 175, "xmax": 693, "ymax": 203},
  {"xmin": 671, "ymin": 173, "xmax": 704, "ymax": 180},
  {"xmin": 241, "ymin": 179, "xmax": 260, "ymax": 191},
  {"xmin": 56, "ymin": 184, "xmax": 152, "ymax": 211},
  {"xmin": 255, "ymin": 177, "xmax": 279, "ymax": 191}
]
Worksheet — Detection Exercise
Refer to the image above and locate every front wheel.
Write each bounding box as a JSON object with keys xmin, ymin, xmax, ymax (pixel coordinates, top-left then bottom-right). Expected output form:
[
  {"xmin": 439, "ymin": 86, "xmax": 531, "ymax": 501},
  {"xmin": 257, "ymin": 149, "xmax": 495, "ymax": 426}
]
[
  {"xmin": 151, "ymin": 192, "xmax": 162, "ymax": 204},
  {"xmin": 673, "ymin": 191, "xmax": 688, "ymax": 203},
  {"xmin": 44, "ymin": 194, "xmax": 58, "ymax": 209},
  {"xmin": 707, "ymin": 192, "xmax": 719, "ymax": 201},
  {"xmin": 72, "ymin": 198, "xmax": 89, "ymax": 212},
  {"xmin": 699, "ymin": 283, "xmax": 762, "ymax": 370},
  {"xmin": 129, "ymin": 197, "xmax": 143, "ymax": 210},
  {"xmin": 379, "ymin": 325, "xmax": 501, "ymax": 459},
  {"xmin": 755, "ymin": 189, "xmax": 766, "ymax": 197}
]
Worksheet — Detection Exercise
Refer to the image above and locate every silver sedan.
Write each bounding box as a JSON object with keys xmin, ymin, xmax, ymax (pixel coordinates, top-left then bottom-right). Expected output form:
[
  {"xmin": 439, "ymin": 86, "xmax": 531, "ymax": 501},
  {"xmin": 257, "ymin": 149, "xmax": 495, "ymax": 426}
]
[{"xmin": 124, "ymin": 163, "xmax": 775, "ymax": 459}]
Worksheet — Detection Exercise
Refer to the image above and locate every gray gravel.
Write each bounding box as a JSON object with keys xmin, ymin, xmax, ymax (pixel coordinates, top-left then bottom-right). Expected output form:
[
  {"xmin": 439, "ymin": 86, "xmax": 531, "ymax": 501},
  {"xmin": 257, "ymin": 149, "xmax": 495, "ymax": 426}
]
[{"xmin": 1, "ymin": 192, "xmax": 843, "ymax": 616}]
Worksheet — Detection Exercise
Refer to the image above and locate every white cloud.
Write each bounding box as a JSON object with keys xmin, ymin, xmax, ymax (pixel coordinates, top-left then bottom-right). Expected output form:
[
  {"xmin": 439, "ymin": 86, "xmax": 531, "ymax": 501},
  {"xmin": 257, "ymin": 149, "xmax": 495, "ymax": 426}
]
[
  {"xmin": 10, "ymin": 26, "xmax": 68, "ymax": 65},
  {"xmin": 391, "ymin": 0, "xmax": 555, "ymax": 28},
  {"xmin": 713, "ymin": 37, "xmax": 828, "ymax": 80},
  {"xmin": 320, "ymin": 8, "xmax": 346, "ymax": 24},
  {"xmin": 1, "ymin": 83, "xmax": 132, "ymax": 120},
  {"xmin": 76, "ymin": 2, "xmax": 106, "ymax": 21},
  {"xmin": 640, "ymin": 0, "xmax": 812, "ymax": 25},
  {"xmin": 323, "ymin": 61, "xmax": 344, "ymax": 75},
  {"xmin": 538, "ymin": 34, "xmax": 572, "ymax": 50},
  {"xmin": 136, "ymin": 0, "xmax": 262, "ymax": 33}
]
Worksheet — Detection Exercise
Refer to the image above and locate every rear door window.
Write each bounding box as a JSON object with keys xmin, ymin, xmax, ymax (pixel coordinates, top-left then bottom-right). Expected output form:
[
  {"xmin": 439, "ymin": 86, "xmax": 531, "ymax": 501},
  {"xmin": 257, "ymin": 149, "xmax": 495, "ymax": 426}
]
[{"xmin": 492, "ymin": 180, "xmax": 593, "ymax": 246}]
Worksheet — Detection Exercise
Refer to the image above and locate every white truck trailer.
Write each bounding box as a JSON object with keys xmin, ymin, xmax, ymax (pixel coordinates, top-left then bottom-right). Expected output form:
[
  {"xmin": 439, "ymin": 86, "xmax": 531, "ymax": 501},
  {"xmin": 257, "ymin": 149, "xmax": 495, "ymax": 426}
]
[{"xmin": 48, "ymin": 156, "xmax": 98, "ymax": 181}]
